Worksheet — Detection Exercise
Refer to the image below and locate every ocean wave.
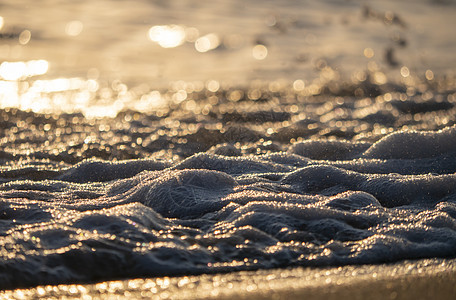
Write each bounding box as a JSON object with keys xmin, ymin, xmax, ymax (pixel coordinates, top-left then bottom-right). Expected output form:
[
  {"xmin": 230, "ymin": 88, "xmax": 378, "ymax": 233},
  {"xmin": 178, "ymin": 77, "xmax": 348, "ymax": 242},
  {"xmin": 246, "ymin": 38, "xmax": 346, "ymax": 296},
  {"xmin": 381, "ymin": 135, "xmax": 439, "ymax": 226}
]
[
  {"xmin": 1, "ymin": 120, "xmax": 456, "ymax": 289},
  {"xmin": 1, "ymin": 76, "xmax": 456, "ymax": 289}
]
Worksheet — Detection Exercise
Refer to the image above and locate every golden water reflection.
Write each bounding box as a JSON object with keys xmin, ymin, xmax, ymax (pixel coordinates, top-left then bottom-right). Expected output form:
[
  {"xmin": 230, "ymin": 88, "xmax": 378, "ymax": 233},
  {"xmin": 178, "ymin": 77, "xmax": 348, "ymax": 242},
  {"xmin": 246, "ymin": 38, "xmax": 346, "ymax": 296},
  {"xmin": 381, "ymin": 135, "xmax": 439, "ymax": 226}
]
[
  {"xmin": 147, "ymin": 24, "xmax": 222, "ymax": 53},
  {"xmin": 252, "ymin": 44, "xmax": 268, "ymax": 60},
  {"xmin": 0, "ymin": 56, "xmax": 447, "ymax": 120},
  {"xmin": 0, "ymin": 59, "xmax": 170, "ymax": 118},
  {"xmin": 148, "ymin": 25, "xmax": 187, "ymax": 48},
  {"xmin": 0, "ymin": 77, "xmax": 127, "ymax": 118},
  {"xmin": 195, "ymin": 34, "xmax": 220, "ymax": 53},
  {"xmin": 0, "ymin": 60, "xmax": 48, "ymax": 81}
]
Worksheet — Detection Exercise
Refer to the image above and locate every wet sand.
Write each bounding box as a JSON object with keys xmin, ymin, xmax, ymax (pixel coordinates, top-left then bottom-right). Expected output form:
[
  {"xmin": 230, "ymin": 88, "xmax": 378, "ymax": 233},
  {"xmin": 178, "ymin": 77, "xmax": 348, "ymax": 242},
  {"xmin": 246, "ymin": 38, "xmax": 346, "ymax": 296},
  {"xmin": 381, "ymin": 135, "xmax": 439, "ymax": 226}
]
[{"xmin": 2, "ymin": 258, "xmax": 455, "ymax": 299}]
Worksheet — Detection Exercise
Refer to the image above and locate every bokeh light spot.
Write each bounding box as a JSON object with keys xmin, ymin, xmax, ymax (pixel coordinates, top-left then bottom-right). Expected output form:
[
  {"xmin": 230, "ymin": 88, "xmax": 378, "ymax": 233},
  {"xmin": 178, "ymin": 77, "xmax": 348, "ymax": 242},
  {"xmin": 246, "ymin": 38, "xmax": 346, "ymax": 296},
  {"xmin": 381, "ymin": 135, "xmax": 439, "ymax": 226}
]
[
  {"xmin": 148, "ymin": 25, "xmax": 186, "ymax": 48},
  {"xmin": 195, "ymin": 34, "xmax": 220, "ymax": 53},
  {"xmin": 293, "ymin": 79, "xmax": 305, "ymax": 91},
  {"xmin": 27, "ymin": 60, "xmax": 49, "ymax": 76},
  {"xmin": 363, "ymin": 48, "xmax": 374, "ymax": 58},
  {"xmin": 0, "ymin": 60, "xmax": 48, "ymax": 80},
  {"xmin": 400, "ymin": 66, "xmax": 410, "ymax": 78},
  {"xmin": 252, "ymin": 44, "xmax": 268, "ymax": 60},
  {"xmin": 206, "ymin": 80, "xmax": 220, "ymax": 92},
  {"xmin": 425, "ymin": 69, "xmax": 434, "ymax": 81},
  {"xmin": 65, "ymin": 20, "xmax": 84, "ymax": 36},
  {"xmin": 19, "ymin": 30, "xmax": 31, "ymax": 45},
  {"xmin": 0, "ymin": 62, "xmax": 26, "ymax": 80},
  {"xmin": 372, "ymin": 71, "xmax": 387, "ymax": 85}
]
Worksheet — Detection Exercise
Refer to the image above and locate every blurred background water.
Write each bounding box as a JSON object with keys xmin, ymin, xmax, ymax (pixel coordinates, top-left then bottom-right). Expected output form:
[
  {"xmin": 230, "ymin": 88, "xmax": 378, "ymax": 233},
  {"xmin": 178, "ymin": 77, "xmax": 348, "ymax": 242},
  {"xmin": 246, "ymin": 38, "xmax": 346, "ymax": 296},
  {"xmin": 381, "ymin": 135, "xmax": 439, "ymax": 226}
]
[{"xmin": 0, "ymin": 0, "xmax": 455, "ymax": 116}]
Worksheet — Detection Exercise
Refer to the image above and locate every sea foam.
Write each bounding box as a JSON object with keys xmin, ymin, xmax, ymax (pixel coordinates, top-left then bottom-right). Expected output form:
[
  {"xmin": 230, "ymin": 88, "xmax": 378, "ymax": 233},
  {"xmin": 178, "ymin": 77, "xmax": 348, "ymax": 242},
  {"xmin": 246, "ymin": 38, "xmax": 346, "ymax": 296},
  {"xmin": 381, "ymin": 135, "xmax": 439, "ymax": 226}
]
[{"xmin": 1, "ymin": 122, "xmax": 456, "ymax": 289}]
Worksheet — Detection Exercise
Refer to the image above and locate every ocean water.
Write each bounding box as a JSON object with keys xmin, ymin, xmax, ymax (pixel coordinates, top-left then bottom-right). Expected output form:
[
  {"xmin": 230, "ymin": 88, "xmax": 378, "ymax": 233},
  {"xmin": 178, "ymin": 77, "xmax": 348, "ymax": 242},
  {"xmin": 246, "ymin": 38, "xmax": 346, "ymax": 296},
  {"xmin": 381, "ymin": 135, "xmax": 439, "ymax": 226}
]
[{"xmin": 1, "ymin": 0, "xmax": 456, "ymax": 291}]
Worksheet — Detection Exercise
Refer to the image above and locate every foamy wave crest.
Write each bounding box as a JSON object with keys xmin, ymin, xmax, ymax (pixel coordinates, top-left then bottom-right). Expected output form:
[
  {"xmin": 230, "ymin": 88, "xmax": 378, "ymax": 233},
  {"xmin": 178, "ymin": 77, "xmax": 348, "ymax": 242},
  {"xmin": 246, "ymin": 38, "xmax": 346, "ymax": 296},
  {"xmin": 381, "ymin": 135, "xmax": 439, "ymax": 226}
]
[{"xmin": 1, "ymin": 125, "xmax": 456, "ymax": 289}]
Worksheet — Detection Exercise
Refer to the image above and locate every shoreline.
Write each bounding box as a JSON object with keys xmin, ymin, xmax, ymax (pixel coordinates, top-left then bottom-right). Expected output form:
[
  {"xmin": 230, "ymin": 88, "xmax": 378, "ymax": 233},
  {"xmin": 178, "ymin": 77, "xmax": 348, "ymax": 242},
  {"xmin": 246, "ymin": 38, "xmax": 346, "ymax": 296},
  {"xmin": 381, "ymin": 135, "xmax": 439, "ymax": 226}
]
[{"xmin": 2, "ymin": 258, "xmax": 456, "ymax": 299}]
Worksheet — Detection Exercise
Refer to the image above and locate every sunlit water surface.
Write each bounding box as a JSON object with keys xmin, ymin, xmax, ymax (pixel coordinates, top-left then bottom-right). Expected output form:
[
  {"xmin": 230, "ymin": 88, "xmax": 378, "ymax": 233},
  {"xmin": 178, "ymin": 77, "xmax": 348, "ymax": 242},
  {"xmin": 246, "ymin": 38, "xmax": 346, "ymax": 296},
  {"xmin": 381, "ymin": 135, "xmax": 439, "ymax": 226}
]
[
  {"xmin": 1, "ymin": 0, "xmax": 456, "ymax": 292},
  {"xmin": 0, "ymin": 0, "xmax": 455, "ymax": 116}
]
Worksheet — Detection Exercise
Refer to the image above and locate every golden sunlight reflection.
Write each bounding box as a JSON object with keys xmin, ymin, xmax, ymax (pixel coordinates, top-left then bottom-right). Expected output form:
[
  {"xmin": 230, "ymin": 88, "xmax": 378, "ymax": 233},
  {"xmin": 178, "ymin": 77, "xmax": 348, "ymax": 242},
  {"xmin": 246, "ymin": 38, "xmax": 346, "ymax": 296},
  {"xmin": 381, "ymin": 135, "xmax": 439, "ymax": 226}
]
[
  {"xmin": 0, "ymin": 16, "xmax": 4, "ymax": 30},
  {"xmin": 252, "ymin": 44, "xmax": 268, "ymax": 60},
  {"xmin": 206, "ymin": 80, "xmax": 220, "ymax": 92},
  {"xmin": 363, "ymin": 48, "xmax": 374, "ymax": 59},
  {"xmin": 425, "ymin": 69, "xmax": 434, "ymax": 81},
  {"xmin": 83, "ymin": 102, "xmax": 124, "ymax": 119},
  {"xmin": 32, "ymin": 78, "xmax": 86, "ymax": 93},
  {"xmin": 135, "ymin": 90, "xmax": 166, "ymax": 111},
  {"xmin": 293, "ymin": 79, "xmax": 305, "ymax": 91},
  {"xmin": 195, "ymin": 34, "xmax": 220, "ymax": 53},
  {"xmin": 0, "ymin": 63, "xmax": 168, "ymax": 118},
  {"xmin": 400, "ymin": 66, "xmax": 410, "ymax": 78},
  {"xmin": 0, "ymin": 81, "xmax": 19, "ymax": 108},
  {"xmin": 148, "ymin": 25, "xmax": 186, "ymax": 48},
  {"xmin": 0, "ymin": 60, "xmax": 49, "ymax": 81},
  {"xmin": 0, "ymin": 76, "xmax": 128, "ymax": 118},
  {"xmin": 372, "ymin": 71, "xmax": 387, "ymax": 85}
]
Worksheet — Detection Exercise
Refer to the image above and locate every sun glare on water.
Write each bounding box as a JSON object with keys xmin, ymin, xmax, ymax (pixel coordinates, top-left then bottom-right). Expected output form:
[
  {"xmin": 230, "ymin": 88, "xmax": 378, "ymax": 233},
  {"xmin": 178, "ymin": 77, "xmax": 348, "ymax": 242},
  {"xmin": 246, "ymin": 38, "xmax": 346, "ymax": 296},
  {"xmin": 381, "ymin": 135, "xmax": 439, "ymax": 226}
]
[
  {"xmin": 0, "ymin": 60, "xmax": 48, "ymax": 81},
  {"xmin": 0, "ymin": 59, "xmax": 168, "ymax": 118},
  {"xmin": 195, "ymin": 33, "xmax": 220, "ymax": 53},
  {"xmin": 148, "ymin": 25, "xmax": 186, "ymax": 48}
]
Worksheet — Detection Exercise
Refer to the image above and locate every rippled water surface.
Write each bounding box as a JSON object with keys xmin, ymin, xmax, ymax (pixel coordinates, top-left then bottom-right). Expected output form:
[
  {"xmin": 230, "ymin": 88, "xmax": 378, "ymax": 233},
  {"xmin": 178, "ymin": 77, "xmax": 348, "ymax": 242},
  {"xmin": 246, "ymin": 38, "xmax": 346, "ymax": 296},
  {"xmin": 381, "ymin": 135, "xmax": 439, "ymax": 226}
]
[{"xmin": 1, "ymin": 0, "xmax": 456, "ymax": 291}]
